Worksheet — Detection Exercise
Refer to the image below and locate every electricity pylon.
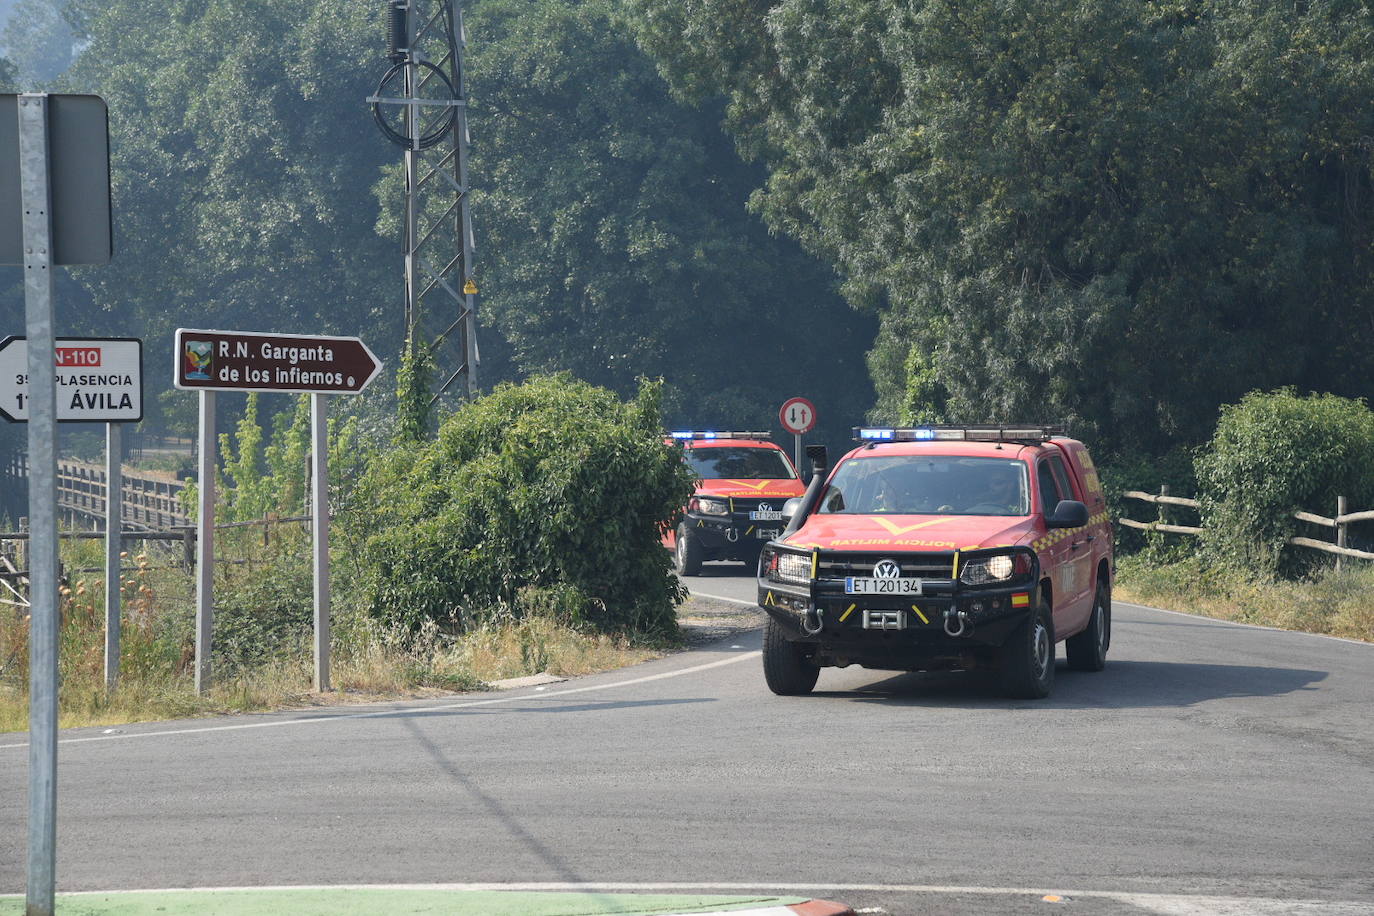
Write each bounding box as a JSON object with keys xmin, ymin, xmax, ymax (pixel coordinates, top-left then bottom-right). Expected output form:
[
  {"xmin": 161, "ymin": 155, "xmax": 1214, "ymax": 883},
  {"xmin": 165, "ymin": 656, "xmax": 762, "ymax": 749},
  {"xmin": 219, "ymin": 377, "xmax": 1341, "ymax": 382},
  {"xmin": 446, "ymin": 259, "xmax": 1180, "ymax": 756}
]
[{"xmin": 370, "ymin": 0, "xmax": 478, "ymax": 403}]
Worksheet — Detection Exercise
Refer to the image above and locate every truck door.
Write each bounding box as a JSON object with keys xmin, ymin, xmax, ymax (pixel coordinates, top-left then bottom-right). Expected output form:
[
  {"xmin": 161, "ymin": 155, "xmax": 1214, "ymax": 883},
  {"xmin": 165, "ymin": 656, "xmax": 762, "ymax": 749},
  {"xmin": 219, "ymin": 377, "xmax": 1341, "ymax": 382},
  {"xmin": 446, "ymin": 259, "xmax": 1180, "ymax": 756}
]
[{"xmin": 1036, "ymin": 455, "xmax": 1093, "ymax": 635}]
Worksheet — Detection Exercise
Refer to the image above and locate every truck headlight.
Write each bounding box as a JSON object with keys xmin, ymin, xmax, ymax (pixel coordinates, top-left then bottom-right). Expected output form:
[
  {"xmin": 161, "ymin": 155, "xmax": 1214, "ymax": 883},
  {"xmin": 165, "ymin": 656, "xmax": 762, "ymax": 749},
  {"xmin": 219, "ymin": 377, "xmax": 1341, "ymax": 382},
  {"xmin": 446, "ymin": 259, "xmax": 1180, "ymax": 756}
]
[
  {"xmin": 960, "ymin": 554, "xmax": 1015, "ymax": 586},
  {"xmin": 695, "ymin": 497, "xmax": 728, "ymax": 516},
  {"xmin": 762, "ymin": 548, "xmax": 811, "ymax": 585}
]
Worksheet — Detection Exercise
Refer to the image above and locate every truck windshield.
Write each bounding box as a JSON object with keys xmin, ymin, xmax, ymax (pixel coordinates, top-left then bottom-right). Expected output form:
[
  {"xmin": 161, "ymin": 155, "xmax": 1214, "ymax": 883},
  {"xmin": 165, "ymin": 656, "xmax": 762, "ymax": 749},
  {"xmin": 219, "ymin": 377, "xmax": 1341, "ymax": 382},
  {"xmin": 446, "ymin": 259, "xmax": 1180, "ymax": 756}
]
[
  {"xmin": 684, "ymin": 447, "xmax": 796, "ymax": 480},
  {"xmin": 818, "ymin": 455, "xmax": 1029, "ymax": 516}
]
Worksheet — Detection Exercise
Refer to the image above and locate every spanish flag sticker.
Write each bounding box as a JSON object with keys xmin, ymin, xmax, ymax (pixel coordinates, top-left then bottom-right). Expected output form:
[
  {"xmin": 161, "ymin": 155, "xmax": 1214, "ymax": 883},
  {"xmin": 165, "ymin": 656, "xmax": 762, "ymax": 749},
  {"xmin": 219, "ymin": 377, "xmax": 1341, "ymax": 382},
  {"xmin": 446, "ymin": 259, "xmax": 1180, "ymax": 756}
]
[{"xmin": 1011, "ymin": 592, "xmax": 1030, "ymax": 608}]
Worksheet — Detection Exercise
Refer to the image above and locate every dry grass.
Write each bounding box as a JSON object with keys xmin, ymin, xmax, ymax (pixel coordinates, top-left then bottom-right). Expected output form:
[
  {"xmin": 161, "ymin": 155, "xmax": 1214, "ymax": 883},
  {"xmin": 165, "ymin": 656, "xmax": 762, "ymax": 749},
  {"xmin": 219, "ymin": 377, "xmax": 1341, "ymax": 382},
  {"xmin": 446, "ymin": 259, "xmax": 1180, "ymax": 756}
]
[
  {"xmin": 1115, "ymin": 555, "xmax": 1374, "ymax": 642},
  {"xmin": 0, "ymin": 539, "xmax": 668, "ymax": 733}
]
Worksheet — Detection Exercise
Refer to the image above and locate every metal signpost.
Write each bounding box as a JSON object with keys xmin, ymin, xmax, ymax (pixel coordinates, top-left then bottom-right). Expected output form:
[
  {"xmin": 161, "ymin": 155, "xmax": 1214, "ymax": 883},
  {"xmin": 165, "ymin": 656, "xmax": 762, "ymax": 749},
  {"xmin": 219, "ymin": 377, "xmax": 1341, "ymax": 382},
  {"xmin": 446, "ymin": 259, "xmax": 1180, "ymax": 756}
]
[
  {"xmin": 173, "ymin": 328, "xmax": 382, "ymax": 693},
  {"xmin": 779, "ymin": 396, "xmax": 818, "ymax": 476},
  {"xmin": 3, "ymin": 91, "xmax": 111, "ymax": 916}
]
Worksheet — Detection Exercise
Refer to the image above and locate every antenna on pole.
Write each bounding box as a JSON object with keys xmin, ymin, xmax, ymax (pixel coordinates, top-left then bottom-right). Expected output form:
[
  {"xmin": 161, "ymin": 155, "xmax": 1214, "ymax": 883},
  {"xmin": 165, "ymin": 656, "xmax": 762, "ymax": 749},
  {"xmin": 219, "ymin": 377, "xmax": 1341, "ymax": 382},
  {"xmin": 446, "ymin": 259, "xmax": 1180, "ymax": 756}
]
[{"xmin": 369, "ymin": 0, "xmax": 479, "ymax": 405}]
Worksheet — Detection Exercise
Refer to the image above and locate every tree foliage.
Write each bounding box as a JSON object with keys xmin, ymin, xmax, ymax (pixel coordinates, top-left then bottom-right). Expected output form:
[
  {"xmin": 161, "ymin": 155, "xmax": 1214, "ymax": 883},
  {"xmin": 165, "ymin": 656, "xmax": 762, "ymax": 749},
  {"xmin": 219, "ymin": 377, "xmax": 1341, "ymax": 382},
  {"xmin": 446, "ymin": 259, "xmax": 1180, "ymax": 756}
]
[
  {"xmin": 0, "ymin": 0, "xmax": 878, "ymax": 443},
  {"xmin": 1196, "ymin": 389, "xmax": 1374, "ymax": 576},
  {"xmin": 466, "ymin": 0, "xmax": 873, "ymax": 434},
  {"xmin": 351, "ymin": 375, "xmax": 694, "ymax": 636},
  {"xmin": 629, "ymin": 0, "xmax": 1374, "ymax": 456}
]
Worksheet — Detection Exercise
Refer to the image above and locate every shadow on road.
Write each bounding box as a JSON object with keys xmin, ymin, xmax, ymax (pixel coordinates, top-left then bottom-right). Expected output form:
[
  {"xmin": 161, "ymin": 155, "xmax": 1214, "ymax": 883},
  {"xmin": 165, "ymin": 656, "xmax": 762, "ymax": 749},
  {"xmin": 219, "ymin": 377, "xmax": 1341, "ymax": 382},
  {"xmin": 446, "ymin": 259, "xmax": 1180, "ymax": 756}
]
[{"xmin": 819, "ymin": 659, "xmax": 1327, "ymax": 710}]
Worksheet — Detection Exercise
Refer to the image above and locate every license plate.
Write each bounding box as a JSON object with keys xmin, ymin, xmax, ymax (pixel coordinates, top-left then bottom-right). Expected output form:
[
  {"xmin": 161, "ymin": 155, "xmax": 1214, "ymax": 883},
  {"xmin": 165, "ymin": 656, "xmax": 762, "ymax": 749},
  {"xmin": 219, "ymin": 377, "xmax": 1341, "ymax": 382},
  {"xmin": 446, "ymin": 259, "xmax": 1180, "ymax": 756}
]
[
  {"xmin": 749, "ymin": 510, "xmax": 784, "ymax": 521},
  {"xmin": 845, "ymin": 577, "xmax": 923, "ymax": 595},
  {"xmin": 755, "ymin": 528, "xmax": 780, "ymax": 540}
]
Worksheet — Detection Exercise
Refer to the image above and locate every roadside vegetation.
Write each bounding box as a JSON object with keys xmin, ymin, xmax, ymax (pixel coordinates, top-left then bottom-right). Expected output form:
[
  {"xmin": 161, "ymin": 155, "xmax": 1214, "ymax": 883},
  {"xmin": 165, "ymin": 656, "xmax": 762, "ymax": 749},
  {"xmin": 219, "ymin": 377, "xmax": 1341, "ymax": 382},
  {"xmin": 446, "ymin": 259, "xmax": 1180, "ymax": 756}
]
[
  {"xmin": 1107, "ymin": 390, "xmax": 1374, "ymax": 644},
  {"xmin": 0, "ymin": 377, "xmax": 687, "ymax": 732}
]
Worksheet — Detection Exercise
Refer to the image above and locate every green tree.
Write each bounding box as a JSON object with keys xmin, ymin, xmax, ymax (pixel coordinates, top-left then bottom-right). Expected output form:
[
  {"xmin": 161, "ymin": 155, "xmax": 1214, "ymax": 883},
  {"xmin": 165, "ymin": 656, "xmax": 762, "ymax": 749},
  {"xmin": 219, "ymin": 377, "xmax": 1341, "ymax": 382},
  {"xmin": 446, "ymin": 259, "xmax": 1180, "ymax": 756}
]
[
  {"xmin": 446, "ymin": 0, "xmax": 874, "ymax": 434},
  {"xmin": 1, "ymin": 0, "xmax": 75, "ymax": 85},
  {"xmin": 629, "ymin": 0, "xmax": 1374, "ymax": 456}
]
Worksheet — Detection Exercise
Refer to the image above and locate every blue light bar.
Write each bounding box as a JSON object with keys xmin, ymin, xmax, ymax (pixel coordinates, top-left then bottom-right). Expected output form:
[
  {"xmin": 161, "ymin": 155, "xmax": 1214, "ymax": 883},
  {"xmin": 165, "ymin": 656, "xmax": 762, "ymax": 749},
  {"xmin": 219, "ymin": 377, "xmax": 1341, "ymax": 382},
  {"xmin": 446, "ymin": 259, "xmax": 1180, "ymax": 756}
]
[
  {"xmin": 669, "ymin": 430, "xmax": 774, "ymax": 441},
  {"xmin": 852, "ymin": 425, "xmax": 1064, "ymax": 443}
]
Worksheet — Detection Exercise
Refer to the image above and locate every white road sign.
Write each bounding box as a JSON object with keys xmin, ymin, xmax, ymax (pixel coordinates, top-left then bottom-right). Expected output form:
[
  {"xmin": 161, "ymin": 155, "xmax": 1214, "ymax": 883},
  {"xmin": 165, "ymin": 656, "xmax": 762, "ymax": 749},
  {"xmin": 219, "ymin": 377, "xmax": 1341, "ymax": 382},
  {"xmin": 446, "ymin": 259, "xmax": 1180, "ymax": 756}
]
[
  {"xmin": 0, "ymin": 336, "xmax": 143, "ymax": 422},
  {"xmin": 779, "ymin": 396, "xmax": 817, "ymax": 435}
]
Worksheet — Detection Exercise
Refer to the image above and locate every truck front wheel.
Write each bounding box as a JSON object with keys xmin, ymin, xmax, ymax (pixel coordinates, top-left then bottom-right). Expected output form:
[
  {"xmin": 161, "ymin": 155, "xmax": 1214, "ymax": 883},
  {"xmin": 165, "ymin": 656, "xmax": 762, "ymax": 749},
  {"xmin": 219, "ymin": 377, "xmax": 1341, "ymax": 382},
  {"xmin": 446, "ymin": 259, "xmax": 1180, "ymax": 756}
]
[
  {"xmin": 762, "ymin": 617, "xmax": 820, "ymax": 695},
  {"xmin": 998, "ymin": 603, "xmax": 1055, "ymax": 699},
  {"xmin": 675, "ymin": 525, "xmax": 703, "ymax": 576}
]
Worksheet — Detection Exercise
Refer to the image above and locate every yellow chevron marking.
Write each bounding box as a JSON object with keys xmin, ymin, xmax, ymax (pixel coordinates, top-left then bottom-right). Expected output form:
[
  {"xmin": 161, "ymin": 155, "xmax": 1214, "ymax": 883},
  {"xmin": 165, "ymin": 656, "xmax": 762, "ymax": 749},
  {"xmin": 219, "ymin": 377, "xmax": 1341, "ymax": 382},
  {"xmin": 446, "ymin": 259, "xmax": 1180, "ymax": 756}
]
[
  {"xmin": 744, "ymin": 526, "xmax": 754, "ymax": 536},
  {"xmin": 763, "ymin": 591, "xmax": 776, "ymax": 606},
  {"xmin": 911, "ymin": 605, "xmax": 930, "ymax": 625},
  {"xmin": 839, "ymin": 603, "xmax": 857, "ymax": 623},
  {"xmin": 871, "ymin": 516, "xmax": 957, "ymax": 536},
  {"xmin": 723, "ymin": 479, "xmax": 773, "ymax": 491}
]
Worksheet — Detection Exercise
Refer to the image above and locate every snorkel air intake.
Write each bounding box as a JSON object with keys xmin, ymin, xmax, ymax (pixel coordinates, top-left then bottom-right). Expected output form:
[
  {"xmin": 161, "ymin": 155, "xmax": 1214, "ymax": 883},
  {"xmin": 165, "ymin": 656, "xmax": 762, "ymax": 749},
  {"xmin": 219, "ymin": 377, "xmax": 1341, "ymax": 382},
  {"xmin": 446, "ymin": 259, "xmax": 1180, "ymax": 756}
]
[{"xmin": 782, "ymin": 445, "xmax": 829, "ymax": 537}]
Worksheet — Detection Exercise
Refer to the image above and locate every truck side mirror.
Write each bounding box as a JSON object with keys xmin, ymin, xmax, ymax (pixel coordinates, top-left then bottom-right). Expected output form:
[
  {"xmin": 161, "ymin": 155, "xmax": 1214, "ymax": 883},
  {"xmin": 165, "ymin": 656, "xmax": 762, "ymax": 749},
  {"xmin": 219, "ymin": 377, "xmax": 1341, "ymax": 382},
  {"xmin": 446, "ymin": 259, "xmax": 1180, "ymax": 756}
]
[
  {"xmin": 1046, "ymin": 499, "xmax": 1089, "ymax": 529},
  {"xmin": 781, "ymin": 497, "xmax": 803, "ymax": 523}
]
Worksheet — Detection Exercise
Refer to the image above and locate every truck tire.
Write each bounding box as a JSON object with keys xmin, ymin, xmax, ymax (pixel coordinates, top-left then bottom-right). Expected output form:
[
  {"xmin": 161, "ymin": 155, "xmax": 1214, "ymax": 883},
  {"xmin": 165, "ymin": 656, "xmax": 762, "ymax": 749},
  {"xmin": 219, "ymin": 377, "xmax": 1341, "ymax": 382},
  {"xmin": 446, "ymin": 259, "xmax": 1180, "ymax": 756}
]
[
  {"xmin": 762, "ymin": 617, "xmax": 819, "ymax": 695},
  {"xmin": 999, "ymin": 603, "xmax": 1055, "ymax": 699},
  {"xmin": 1066, "ymin": 578, "xmax": 1110, "ymax": 671},
  {"xmin": 675, "ymin": 524, "xmax": 703, "ymax": 576}
]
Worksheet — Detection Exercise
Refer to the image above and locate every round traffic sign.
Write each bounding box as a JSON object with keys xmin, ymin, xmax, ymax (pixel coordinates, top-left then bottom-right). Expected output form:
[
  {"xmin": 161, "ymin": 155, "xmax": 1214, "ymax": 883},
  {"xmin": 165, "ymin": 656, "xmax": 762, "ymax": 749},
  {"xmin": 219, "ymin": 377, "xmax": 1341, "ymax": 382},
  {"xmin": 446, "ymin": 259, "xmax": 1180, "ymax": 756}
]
[{"xmin": 779, "ymin": 397, "xmax": 817, "ymax": 435}]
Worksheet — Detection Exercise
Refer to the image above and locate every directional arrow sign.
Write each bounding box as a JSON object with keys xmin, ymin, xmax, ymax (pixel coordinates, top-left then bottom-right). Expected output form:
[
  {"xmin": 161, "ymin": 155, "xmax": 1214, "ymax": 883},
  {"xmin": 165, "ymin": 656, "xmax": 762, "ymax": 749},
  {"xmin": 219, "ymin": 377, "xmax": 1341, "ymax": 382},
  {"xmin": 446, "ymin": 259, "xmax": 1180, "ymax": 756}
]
[
  {"xmin": 779, "ymin": 396, "xmax": 817, "ymax": 435},
  {"xmin": 173, "ymin": 328, "xmax": 382, "ymax": 394},
  {"xmin": 0, "ymin": 336, "xmax": 143, "ymax": 422}
]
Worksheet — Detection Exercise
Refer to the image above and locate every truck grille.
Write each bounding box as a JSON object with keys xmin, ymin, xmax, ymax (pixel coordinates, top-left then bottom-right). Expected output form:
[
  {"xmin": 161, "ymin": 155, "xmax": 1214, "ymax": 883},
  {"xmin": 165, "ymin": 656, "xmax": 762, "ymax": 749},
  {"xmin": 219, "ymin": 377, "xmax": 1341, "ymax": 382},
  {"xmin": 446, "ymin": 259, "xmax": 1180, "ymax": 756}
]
[
  {"xmin": 728, "ymin": 497, "xmax": 793, "ymax": 514},
  {"xmin": 816, "ymin": 552, "xmax": 955, "ymax": 580}
]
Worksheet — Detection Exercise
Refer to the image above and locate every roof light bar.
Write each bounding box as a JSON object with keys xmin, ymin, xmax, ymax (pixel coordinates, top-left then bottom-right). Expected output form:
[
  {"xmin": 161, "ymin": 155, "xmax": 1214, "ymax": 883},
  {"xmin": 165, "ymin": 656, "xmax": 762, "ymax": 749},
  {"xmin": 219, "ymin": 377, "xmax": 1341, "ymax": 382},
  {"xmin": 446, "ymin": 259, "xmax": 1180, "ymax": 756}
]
[
  {"xmin": 669, "ymin": 431, "xmax": 773, "ymax": 441},
  {"xmin": 853, "ymin": 425, "xmax": 1065, "ymax": 443}
]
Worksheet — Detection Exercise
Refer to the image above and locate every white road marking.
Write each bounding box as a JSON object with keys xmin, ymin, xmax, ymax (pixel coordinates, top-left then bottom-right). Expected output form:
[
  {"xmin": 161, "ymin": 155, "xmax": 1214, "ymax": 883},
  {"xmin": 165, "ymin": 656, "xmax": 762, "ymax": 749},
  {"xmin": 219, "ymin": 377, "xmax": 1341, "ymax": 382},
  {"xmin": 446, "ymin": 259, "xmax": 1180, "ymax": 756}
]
[
  {"xmin": 690, "ymin": 590, "xmax": 758, "ymax": 606},
  {"xmin": 8, "ymin": 883, "xmax": 1369, "ymax": 915},
  {"xmin": 0, "ymin": 650, "xmax": 760, "ymax": 752}
]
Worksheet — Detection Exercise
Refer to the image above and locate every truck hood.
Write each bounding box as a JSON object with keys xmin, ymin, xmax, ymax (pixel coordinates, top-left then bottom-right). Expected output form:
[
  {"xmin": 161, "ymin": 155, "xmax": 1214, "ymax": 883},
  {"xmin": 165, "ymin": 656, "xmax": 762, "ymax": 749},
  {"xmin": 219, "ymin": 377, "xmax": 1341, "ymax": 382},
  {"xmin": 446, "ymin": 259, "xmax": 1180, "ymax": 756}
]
[
  {"xmin": 782, "ymin": 514, "xmax": 1038, "ymax": 552},
  {"xmin": 695, "ymin": 478, "xmax": 807, "ymax": 500}
]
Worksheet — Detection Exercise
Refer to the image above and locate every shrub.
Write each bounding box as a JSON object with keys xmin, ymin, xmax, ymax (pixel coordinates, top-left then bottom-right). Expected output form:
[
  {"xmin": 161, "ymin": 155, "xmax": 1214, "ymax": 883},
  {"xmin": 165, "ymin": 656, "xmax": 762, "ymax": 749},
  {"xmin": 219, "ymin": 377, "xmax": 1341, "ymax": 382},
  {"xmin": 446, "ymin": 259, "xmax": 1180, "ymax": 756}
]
[
  {"xmin": 350, "ymin": 375, "xmax": 695, "ymax": 637},
  {"xmin": 1194, "ymin": 389, "xmax": 1374, "ymax": 576}
]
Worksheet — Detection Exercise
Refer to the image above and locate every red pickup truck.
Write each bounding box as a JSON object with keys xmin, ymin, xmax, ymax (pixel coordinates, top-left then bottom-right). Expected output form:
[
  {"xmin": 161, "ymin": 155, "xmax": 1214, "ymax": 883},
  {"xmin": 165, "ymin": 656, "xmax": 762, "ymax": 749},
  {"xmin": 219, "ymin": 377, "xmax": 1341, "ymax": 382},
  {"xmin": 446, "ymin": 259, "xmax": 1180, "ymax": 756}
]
[
  {"xmin": 757, "ymin": 426, "xmax": 1112, "ymax": 699},
  {"xmin": 665, "ymin": 432, "xmax": 807, "ymax": 576}
]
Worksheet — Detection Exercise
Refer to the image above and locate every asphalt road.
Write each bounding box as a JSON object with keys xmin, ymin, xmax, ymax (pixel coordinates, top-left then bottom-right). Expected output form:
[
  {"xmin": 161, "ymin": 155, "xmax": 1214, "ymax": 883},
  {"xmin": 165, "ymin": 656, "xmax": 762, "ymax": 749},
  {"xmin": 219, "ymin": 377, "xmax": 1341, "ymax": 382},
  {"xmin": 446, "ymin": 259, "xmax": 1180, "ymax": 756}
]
[{"xmin": 3, "ymin": 562, "xmax": 1373, "ymax": 915}]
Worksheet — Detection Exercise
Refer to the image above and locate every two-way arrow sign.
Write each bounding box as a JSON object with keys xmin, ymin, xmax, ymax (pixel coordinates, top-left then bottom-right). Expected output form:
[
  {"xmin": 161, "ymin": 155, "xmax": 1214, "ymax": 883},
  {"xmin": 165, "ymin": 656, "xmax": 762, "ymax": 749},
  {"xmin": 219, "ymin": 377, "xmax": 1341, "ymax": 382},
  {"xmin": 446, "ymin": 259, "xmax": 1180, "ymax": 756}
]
[{"xmin": 173, "ymin": 328, "xmax": 382, "ymax": 394}]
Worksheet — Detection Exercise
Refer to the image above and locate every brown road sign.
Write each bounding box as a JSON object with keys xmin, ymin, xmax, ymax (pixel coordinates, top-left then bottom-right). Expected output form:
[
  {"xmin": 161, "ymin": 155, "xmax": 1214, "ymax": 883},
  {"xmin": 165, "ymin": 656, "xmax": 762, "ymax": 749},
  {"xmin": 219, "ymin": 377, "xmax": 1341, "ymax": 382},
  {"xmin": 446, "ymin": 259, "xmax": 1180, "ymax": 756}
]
[{"xmin": 173, "ymin": 328, "xmax": 382, "ymax": 394}]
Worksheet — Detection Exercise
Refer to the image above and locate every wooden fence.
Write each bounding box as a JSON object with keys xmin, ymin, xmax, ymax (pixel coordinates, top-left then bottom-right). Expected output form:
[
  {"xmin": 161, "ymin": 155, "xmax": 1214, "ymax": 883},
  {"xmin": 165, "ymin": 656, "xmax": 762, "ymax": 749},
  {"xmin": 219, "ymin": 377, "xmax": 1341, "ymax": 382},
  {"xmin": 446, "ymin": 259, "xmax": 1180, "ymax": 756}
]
[
  {"xmin": 0, "ymin": 514, "xmax": 314, "ymax": 609},
  {"xmin": 6, "ymin": 454, "xmax": 193, "ymax": 530},
  {"xmin": 1120, "ymin": 486, "xmax": 1374, "ymax": 567}
]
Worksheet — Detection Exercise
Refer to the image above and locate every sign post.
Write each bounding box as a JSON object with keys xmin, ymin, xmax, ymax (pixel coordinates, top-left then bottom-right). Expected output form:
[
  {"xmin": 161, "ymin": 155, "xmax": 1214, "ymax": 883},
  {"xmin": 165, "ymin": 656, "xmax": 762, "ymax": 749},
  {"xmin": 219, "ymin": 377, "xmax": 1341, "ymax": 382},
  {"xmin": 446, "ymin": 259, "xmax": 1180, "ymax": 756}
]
[
  {"xmin": 311, "ymin": 394, "xmax": 330, "ymax": 691},
  {"xmin": 104, "ymin": 421, "xmax": 121, "ymax": 689},
  {"xmin": 5, "ymin": 90, "xmax": 112, "ymax": 916},
  {"xmin": 174, "ymin": 329, "xmax": 381, "ymax": 694},
  {"xmin": 779, "ymin": 396, "xmax": 817, "ymax": 477},
  {"xmin": 18, "ymin": 91, "xmax": 60, "ymax": 916}
]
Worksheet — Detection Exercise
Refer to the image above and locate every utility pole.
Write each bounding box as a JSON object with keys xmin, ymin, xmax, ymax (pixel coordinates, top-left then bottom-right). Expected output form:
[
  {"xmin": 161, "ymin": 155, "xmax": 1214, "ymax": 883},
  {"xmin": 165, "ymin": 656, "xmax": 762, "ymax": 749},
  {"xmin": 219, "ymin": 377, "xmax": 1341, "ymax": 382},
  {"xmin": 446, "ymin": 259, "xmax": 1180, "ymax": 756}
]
[{"xmin": 369, "ymin": 0, "xmax": 478, "ymax": 405}]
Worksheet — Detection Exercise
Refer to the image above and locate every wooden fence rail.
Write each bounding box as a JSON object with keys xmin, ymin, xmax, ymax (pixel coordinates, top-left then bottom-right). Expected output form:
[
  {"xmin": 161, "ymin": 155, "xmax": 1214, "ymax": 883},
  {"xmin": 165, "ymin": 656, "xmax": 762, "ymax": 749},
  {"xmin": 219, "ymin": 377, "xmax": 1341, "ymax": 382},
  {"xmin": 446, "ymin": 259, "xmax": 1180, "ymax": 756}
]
[
  {"xmin": 1120, "ymin": 487, "xmax": 1374, "ymax": 565},
  {"xmin": 0, "ymin": 515, "xmax": 314, "ymax": 605},
  {"xmin": 6, "ymin": 454, "xmax": 193, "ymax": 531}
]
